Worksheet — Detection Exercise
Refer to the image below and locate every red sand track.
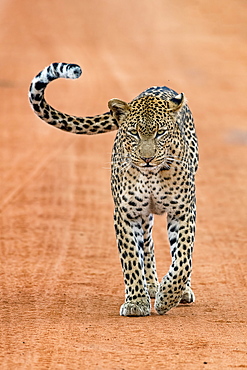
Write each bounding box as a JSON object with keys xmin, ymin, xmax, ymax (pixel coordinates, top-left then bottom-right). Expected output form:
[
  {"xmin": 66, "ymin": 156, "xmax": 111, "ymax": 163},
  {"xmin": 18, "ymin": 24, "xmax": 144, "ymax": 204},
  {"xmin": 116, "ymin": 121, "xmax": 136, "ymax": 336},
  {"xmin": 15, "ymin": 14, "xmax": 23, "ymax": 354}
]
[{"xmin": 0, "ymin": 0, "xmax": 247, "ymax": 368}]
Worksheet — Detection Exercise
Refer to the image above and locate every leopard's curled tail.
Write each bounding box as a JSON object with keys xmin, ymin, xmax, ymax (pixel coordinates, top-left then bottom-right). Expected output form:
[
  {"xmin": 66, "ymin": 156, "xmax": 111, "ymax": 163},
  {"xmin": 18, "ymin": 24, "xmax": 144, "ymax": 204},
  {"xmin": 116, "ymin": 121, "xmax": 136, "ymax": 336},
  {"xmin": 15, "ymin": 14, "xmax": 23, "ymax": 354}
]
[{"xmin": 29, "ymin": 62, "xmax": 118, "ymax": 134}]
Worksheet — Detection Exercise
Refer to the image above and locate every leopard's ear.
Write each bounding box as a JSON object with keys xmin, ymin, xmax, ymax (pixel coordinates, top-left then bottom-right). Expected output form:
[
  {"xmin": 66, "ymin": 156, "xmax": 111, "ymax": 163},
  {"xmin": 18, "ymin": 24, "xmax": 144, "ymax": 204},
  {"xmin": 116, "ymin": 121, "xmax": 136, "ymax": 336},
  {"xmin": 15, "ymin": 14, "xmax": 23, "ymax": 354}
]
[
  {"xmin": 167, "ymin": 93, "xmax": 186, "ymax": 112},
  {"xmin": 108, "ymin": 99, "xmax": 130, "ymax": 123}
]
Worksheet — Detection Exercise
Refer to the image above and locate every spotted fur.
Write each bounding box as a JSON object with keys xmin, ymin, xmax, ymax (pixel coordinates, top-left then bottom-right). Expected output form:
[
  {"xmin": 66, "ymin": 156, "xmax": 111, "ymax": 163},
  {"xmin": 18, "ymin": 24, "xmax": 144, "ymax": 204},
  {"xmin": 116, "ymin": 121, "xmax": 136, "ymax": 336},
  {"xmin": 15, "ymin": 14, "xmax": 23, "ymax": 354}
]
[
  {"xmin": 29, "ymin": 62, "xmax": 118, "ymax": 134},
  {"xmin": 29, "ymin": 62, "xmax": 199, "ymax": 316}
]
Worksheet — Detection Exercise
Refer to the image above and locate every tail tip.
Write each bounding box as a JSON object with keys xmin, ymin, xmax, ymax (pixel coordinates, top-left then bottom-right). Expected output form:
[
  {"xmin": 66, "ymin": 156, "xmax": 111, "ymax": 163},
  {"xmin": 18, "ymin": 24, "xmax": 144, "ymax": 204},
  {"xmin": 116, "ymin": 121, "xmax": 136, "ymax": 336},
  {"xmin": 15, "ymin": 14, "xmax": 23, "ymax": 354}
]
[{"xmin": 66, "ymin": 64, "xmax": 82, "ymax": 79}]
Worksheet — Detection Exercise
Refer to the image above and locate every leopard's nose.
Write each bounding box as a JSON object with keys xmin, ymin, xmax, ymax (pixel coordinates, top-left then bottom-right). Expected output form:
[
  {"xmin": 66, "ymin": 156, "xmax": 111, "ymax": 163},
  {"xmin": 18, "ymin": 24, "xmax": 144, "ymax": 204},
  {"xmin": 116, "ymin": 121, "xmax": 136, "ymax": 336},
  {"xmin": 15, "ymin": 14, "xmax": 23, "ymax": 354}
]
[{"xmin": 141, "ymin": 156, "xmax": 155, "ymax": 163}]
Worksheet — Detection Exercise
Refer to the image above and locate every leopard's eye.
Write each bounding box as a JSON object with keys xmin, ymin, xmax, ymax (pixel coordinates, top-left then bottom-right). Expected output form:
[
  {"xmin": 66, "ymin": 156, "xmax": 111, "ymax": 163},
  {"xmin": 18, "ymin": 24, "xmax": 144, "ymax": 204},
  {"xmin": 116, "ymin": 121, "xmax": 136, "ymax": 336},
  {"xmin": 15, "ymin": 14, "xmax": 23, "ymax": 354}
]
[
  {"xmin": 128, "ymin": 129, "xmax": 139, "ymax": 137},
  {"xmin": 156, "ymin": 129, "xmax": 166, "ymax": 137}
]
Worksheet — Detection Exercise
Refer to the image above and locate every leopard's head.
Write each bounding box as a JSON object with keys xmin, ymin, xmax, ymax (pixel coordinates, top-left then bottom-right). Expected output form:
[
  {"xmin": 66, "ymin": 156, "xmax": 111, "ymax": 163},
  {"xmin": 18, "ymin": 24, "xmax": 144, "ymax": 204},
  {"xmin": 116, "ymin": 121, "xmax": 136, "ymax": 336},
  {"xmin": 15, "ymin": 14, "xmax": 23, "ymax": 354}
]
[{"xmin": 108, "ymin": 93, "xmax": 186, "ymax": 171}]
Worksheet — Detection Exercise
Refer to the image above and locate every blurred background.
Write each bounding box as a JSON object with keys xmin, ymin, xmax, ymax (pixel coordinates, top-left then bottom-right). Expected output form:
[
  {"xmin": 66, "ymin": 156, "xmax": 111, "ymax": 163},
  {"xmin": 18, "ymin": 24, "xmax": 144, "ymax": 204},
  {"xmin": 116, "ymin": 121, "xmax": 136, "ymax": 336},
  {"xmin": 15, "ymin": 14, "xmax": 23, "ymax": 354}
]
[{"xmin": 0, "ymin": 0, "xmax": 246, "ymax": 368}]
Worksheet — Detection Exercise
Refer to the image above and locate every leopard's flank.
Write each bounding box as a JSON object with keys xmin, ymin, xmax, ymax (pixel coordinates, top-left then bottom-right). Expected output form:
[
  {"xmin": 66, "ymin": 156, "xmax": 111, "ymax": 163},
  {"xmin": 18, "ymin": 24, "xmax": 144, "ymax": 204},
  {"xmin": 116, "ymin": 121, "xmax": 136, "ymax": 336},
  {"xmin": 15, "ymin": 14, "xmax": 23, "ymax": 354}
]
[{"xmin": 29, "ymin": 62, "xmax": 199, "ymax": 316}]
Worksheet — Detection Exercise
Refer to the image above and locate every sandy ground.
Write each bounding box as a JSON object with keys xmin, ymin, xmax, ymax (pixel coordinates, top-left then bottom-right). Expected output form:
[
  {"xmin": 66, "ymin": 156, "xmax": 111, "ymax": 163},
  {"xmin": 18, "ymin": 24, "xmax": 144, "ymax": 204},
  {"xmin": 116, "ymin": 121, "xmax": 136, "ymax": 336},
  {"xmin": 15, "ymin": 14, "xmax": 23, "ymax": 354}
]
[{"xmin": 0, "ymin": 0, "xmax": 247, "ymax": 369}]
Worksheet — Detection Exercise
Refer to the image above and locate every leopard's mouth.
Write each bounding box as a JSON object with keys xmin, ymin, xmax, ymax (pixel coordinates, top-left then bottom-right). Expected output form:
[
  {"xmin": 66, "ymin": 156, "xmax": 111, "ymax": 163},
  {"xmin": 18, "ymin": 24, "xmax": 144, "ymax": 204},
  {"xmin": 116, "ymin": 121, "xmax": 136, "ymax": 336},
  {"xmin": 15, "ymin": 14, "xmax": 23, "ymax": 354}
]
[
  {"xmin": 143, "ymin": 163, "xmax": 154, "ymax": 168},
  {"xmin": 139, "ymin": 161, "xmax": 159, "ymax": 169},
  {"xmin": 139, "ymin": 160, "xmax": 172, "ymax": 171},
  {"xmin": 136, "ymin": 161, "xmax": 162, "ymax": 171}
]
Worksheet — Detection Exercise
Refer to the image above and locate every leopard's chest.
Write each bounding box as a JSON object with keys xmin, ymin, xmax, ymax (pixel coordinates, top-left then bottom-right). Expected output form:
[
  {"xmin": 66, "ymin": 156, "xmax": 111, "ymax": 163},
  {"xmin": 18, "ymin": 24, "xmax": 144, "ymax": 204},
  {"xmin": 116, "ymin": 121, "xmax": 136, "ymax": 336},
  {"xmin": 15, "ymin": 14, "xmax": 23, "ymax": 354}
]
[{"xmin": 117, "ymin": 168, "xmax": 189, "ymax": 217}]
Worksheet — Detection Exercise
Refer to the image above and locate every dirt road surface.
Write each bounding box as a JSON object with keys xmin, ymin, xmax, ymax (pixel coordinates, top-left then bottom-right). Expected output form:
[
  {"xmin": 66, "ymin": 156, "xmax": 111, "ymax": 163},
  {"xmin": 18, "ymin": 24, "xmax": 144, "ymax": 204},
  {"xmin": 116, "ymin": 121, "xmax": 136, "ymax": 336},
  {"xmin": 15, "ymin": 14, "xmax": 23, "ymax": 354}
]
[{"xmin": 0, "ymin": 0, "xmax": 246, "ymax": 369}]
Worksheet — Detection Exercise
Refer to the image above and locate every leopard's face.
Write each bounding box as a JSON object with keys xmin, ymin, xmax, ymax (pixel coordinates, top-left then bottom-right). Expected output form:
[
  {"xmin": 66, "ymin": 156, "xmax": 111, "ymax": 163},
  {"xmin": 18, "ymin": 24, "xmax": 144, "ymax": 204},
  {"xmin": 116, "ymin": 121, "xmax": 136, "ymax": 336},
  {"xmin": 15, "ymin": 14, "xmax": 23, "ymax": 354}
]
[
  {"xmin": 109, "ymin": 94, "xmax": 186, "ymax": 171},
  {"xmin": 124, "ymin": 120, "xmax": 175, "ymax": 170}
]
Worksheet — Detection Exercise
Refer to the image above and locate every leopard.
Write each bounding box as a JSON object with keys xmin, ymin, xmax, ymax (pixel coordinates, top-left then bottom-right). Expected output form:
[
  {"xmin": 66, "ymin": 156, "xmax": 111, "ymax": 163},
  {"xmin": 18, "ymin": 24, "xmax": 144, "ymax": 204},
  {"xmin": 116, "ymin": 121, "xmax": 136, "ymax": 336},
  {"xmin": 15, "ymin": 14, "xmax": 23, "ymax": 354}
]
[{"xmin": 29, "ymin": 62, "xmax": 198, "ymax": 316}]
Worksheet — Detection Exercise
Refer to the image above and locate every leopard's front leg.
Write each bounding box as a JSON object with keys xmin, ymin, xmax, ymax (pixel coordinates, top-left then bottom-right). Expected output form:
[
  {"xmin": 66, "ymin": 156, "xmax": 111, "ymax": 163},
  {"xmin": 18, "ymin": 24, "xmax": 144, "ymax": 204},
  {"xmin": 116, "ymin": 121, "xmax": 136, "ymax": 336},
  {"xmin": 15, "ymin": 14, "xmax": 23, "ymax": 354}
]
[
  {"xmin": 114, "ymin": 209, "xmax": 151, "ymax": 316},
  {"xmin": 155, "ymin": 201, "xmax": 196, "ymax": 314},
  {"xmin": 142, "ymin": 214, "xmax": 159, "ymax": 298}
]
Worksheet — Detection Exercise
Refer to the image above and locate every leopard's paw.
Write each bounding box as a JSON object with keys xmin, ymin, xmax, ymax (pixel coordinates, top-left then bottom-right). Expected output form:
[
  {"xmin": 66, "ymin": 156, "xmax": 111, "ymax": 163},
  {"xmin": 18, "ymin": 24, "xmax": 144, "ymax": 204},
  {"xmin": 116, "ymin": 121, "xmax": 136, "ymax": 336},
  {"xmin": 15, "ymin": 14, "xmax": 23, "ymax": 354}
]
[
  {"xmin": 120, "ymin": 299, "xmax": 151, "ymax": 316},
  {"xmin": 154, "ymin": 283, "xmax": 182, "ymax": 315},
  {"xmin": 179, "ymin": 286, "xmax": 195, "ymax": 304},
  {"xmin": 155, "ymin": 294, "xmax": 181, "ymax": 315}
]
